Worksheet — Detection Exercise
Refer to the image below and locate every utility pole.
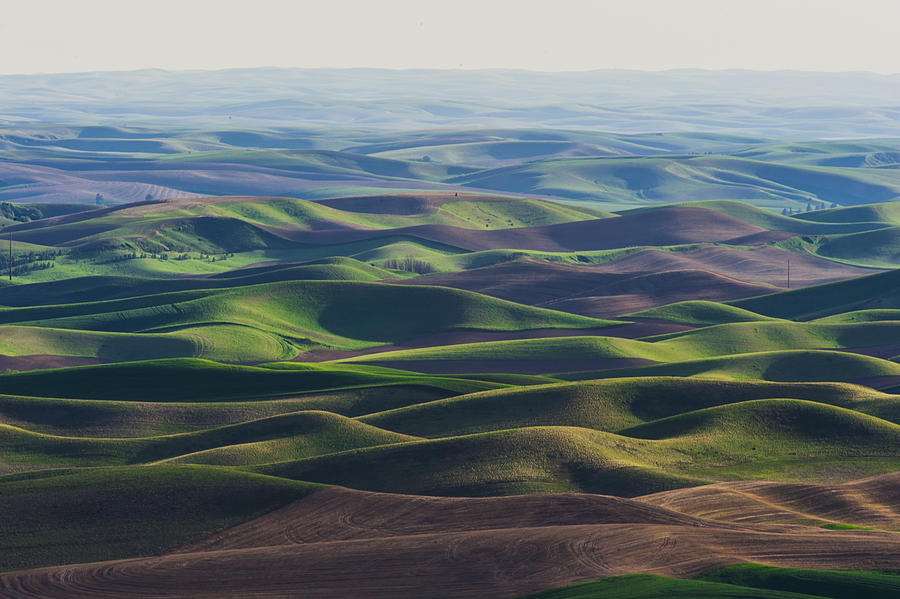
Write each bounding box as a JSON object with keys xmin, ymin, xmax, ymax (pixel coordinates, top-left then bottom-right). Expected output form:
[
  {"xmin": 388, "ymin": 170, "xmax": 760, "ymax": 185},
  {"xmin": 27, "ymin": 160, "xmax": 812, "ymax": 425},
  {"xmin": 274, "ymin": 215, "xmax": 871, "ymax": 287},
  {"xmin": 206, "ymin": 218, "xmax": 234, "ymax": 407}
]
[
  {"xmin": 8, "ymin": 232, "xmax": 11, "ymax": 281},
  {"xmin": 787, "ymin": 257, "xmax": 790, "ymax": 289}
]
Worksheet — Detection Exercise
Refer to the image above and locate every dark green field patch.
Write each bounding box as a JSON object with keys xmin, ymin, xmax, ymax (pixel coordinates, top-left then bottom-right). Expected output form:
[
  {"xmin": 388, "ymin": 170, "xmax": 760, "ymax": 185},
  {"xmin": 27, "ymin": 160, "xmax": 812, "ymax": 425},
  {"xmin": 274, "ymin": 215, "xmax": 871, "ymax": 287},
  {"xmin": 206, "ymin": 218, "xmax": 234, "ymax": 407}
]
[
  {"xmin": 0, "ymin": 466, "xmax": 321, "ymax": 572},
  {"xmin": 0, "ymin": 358, "xmax": 502, "ymax": 401},
  {"xmin": 522, "ymin": 565, "xmax": 900, "ymax": 598}
]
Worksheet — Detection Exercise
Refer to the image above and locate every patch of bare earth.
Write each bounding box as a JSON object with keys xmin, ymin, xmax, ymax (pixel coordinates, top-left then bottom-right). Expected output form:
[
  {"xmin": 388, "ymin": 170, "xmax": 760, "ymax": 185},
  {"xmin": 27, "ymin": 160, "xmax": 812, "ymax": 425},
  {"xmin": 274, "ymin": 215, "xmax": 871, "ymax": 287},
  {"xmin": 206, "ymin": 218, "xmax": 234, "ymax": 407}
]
[
  {"xmin": 4, "ymin": 476, "xmax": 899, "ymax": 598},
  {"xmin": 391, "ymin": 259, "xmax": 778, "ymax": 318},
  {"xmin": 640, "ymin": 472, "xmax": 900, "ymax": 530}
]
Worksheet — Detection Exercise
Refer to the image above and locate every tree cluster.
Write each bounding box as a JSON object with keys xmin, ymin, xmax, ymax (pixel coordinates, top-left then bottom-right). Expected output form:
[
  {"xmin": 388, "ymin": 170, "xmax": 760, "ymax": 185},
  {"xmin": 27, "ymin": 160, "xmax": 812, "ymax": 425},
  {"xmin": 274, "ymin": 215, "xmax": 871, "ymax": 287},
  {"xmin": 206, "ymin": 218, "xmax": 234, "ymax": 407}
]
[
  {"xmin": 0, "ymin": 202, "xmax": 42, "ymax": 223},
  {"xmin": 383, "ymin": 257, "xmax": 435, "ymax": 274}
]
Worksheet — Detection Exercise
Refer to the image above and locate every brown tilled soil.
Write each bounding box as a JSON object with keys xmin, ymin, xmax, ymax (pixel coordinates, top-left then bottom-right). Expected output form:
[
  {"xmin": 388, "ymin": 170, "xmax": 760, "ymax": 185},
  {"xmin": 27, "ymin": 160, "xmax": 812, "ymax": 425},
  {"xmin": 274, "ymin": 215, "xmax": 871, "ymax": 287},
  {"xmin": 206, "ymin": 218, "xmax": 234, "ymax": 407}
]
[
  {"xmin": 591, "ymin": 245, "xmax": 880, "ymax": 288},
  {"xmin": 396, "ymin": 259, "xmax": 779, "ymax": 317},
  {"xmin": 639, "ymin": 473, "xmax": 900, "ymax": 529},
  {"xmin": 267, "ymin": 206, "xmax": 769, "ymax": 252},
  {"xmin": 390, "ymin": 245, "xmax": 879, "ymax": 318},
  {"xmin": 396, "ymin": 258, "xmax": 780, "ymax": 317},
  {"xmin": 177, "ymin": 487, "xmax": 722, "ymax": 551},
  {"xmin": 4, "ymin": 476, "xmax": 899, "ymax": 598},
  {"xmin": 539, "ymin": 269, "xmax": 777, "ymax": 317}
]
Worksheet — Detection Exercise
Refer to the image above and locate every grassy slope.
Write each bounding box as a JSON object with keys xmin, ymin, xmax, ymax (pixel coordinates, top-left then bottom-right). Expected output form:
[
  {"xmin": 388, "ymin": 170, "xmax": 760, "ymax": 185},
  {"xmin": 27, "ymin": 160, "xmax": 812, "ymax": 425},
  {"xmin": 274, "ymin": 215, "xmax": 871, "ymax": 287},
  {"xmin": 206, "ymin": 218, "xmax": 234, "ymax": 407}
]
[
  {"xmin": 813, "ymin": 226, "xmax": 900, "ymax": 267},
  {"xmin": 360, "ymin": 378, "xmax": 897, "ymax": 438},
  {"xmin": 0, "ymin": 257, "xmax": 396, "ymax": 306},
  {"xmin": 2, "ymin": 372, "xmax": 895, "ymax": 492},
  {"xmin": 628, "ymin": 300, "xmax": 780, "ymax": 325},
  {"xmin": 0, "ymin": 279, "xmax": 618, "ymax": 364},
  {"xmin": 621, "ymin": 199, "xmax": 887, "ymax": 235},
  {"xmin": 451, "ymin": 156, "xmax": 900, "ymax": 210},
  {"xmin": 154, "ymin": 411, "xmax": 418, "ymax": 466},
  {"xmin": 731, "ymin": 268, "xmax": 900, "ymax": 320},
  {"xmin": 436, "ymin": 197, "xmax": 613, "ymax": 227},
  {"xmin": 522, "ymin": 574, "xmax": 821, "ymax": 599},
  {"xmin": 257, "ymin": 401, "xmax": 900, "ymax": 495},
  {"xmin": 0, "ymin": 323, "xmax": 295, "ymax": 362},
  {"xmin": 0, "ymin": 386, "xmax": 458, "ymax": 437},
  {"xmin": 0, "ymin": 359, "xmax": 502, "ymax": 401},
  {"xmin": 254, "ymin": 425, "xmax": 708, "ymax": 497},
  {"xmin": 699, "ymin": 564, "xmax": 900, "ymax": 599},
  {"xmin": 0, "ymin": 281, "xmax": 614, "ymax": 355},
  {"xmin": 0, "ymin": 411, "xmax": 419, "ymax": 470},
  {"xmin": 643, "ymin": 320, "xmax": 900, "ymax": 355},
  {"xmin": 815, "ymin": 309, "xmax": 900, "ymax": 323},
  {"xmin": 155, "ymin": 195, "xmax": 610, "ymax": 232},
  {"xmin": 0, "ymin": 466, "xmax": 321, "ymax": 572},
  {"xmin": 341, "ymin": 320, "xmax": 900, "ymax": 366},
  {"xmin": 570, "ymin": 350, "xmax": 900, "ymax": 383},
  {"xmin": 340, "ymin": 336, "xmax": 681, "ymax": 364},
  {"xmin": 152, "ymin": 148, "xmax": 472, "ymax": 181},
  {"xmin": 523, "ymin": 565, "xmax": 900, "ymax": 599},
  {"xmin": 5, "ymin": 194, "xmax": 610, "ymax": 256},
  {"xmin": 798, "ymin": 201, "xmax": 900, "ymax": 225}
]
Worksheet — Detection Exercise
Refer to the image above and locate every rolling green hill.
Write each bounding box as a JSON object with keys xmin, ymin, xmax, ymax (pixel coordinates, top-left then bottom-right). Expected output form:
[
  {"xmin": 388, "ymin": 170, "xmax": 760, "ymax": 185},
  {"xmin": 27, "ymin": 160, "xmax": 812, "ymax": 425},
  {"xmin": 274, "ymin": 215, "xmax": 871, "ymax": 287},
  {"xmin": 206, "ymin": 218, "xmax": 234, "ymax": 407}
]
[
  {"xmin": 0, "ymin": 466, "xmax": 321, "ymax": 571},
  {"xmin": 0, "ymin": 410, "xmax": 418, "ymax": 470},
  {"xmin": 812, "ymin": 226, "xmax": 900, "ymax": 267},
  {"xmin": 154, "ymin": 411, "xmax": 417, "ymax": 466},
  {"xmin": 341, "ymin": 320, "xmax": 900, "ymax": 372},
  {"xmin": 0, "ymin": 256, "xmax": 396, "ymax": 307},
  {"xmin": 0, "ymin": 359, "xmax": 503, "ymax": 401},
  {"xmin": 257, "ymin": 401, "xmax": 900, "ymax": 495},
  {"xmin": 573, "ymin": 350, "xmax": 900, "ymax": 383},
  {"xmin": 4, "ymin": 193, "xmax": 610, "ymax": 255},
  {"xmin": 628, "ymin": 300, "xmax": 779, "ymax": 325},
  {"xmin": 0, "ymin": 280, "xmax": 615, "ymax": 360},
  {"xmin": 4, "ymin": 128, "xmax": 900, "ymax": 594},
  {"xmin": 620, "ymin": 200, "xmax": 888, "ymax": 235},
  {"xmin": 814, "ymin": 309, "xmax": 900, "ymax": 323},
  {"xmin": 523, "ymin": 565, "xmax": 900, "ymax": 599},
  {"xmin": 732, "ymin": 268, "xmax": 900, "ymax": 320},
  {"xmin": 360, "ymin": 377, "xmax": 897, "ymax": 438},
  {"xmin": 340, "ymin": 336, "xmax": 682, "ymax": 365},
  {"xmin": 0, "ymin": 385, "xmax": 457, "ymax": 437},
  {"xmin": 0, "ymin": 323, "xmax": 298, "ymax": 362},
  {"xmin": 450, "ymin": 156, "xmax": 900, "ymax": 211},
  {"xmin": 253, "ymin": 425, "xmax": 708, "ymax": 496},
  {"xmin": 787, "ymin": 200, "xmax": 900, "ymax": 225}
]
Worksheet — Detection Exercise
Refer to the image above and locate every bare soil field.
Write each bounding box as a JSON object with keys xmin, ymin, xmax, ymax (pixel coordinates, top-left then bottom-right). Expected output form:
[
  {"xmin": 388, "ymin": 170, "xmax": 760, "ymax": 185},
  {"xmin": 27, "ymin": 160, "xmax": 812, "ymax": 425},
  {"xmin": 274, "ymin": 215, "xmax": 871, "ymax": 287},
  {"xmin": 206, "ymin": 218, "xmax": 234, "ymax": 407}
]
[
  {"xmin": 400, "ymin": 260, "xmax": 778, "ymax": 317},
  {"xmin": 592, "ymin": 245, "xmax": 879, "ymax": 288},
  {"xmin": 270, "ymin": 206, "xmax": 769, "ymax": 252},
  {"xmin": 4, "ymin": 476, "xmax": 899, "ymax": 598},
  {"xmin": 640, "ymin": 472, "xmax": 900, "ymax": 529}
]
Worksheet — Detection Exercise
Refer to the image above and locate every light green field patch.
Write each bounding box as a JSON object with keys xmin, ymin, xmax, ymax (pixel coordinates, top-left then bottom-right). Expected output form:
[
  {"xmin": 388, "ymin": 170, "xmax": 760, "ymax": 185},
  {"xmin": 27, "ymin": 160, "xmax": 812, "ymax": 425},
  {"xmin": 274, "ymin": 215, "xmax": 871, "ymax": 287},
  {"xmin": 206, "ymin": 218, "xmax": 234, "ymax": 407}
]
[
  {"xmin": 575, "ymin": 350, "xmax": 900, "ymax": 383},
  {"xmin": 629, "ymin": 300, "xmax": 780, "ymax": 325}
]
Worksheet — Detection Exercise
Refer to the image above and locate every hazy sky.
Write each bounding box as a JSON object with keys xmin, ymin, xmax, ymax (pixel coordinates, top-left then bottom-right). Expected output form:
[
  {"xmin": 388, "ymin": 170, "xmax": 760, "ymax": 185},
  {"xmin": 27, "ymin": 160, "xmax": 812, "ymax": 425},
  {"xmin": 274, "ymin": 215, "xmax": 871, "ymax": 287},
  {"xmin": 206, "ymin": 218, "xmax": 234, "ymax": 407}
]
[{"xmin": 2, "ymin": 0, "xmax": 899, "ymax": 74}]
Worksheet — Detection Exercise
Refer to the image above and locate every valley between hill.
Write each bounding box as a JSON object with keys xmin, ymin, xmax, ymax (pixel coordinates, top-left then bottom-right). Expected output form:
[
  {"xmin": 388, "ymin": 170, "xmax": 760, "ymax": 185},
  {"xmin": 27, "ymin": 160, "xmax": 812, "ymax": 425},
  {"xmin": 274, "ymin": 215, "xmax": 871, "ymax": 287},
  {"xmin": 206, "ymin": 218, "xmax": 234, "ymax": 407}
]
[{"xmin": 0, "ymin": 126, "xmax": 898, "ymax": 597}]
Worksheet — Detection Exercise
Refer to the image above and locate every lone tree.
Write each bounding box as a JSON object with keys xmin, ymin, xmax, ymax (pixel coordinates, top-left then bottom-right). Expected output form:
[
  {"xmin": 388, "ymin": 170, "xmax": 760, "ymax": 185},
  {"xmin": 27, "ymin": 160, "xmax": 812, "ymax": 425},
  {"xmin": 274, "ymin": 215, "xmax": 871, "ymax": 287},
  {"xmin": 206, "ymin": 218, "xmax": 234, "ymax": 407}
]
[{"xmin": 95, "ymin": 193, "xmax": 104, "ymax": 206}]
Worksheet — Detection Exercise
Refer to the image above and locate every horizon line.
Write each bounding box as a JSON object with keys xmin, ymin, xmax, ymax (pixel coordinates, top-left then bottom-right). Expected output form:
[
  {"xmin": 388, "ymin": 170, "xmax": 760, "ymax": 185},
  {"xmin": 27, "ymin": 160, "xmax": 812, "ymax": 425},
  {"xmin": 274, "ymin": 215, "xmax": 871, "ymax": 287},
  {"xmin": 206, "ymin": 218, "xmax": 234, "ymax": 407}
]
[{"xmin": 3, "ymin": 66, "xmax": 900, "ymax": 77}]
